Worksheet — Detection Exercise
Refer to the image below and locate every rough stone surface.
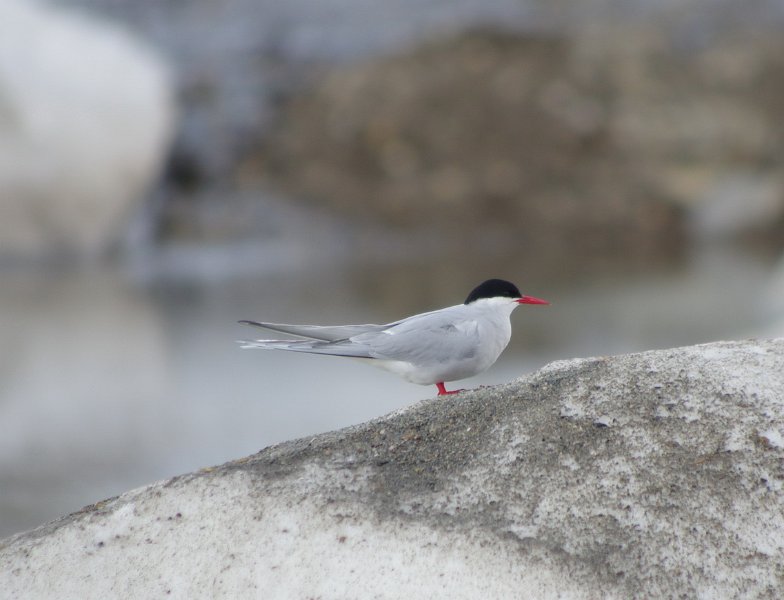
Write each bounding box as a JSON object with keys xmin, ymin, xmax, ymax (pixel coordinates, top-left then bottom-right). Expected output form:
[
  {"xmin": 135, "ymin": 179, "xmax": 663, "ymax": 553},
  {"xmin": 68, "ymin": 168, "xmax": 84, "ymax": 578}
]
[{"xmin": 2, "ymin": 339, "xmax": 784, "ymax": 598}]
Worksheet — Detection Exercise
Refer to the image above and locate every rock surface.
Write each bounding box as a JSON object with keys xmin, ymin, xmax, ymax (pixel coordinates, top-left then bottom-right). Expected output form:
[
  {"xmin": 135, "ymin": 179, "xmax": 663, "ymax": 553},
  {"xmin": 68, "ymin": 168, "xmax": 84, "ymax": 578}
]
[
  {"xmin": 2, "ymin": 339, "xmax": 784, "ymax": 598},
  {"xmin": 0, "ymin": 0, "xmax": 174, "ymax": 259}
]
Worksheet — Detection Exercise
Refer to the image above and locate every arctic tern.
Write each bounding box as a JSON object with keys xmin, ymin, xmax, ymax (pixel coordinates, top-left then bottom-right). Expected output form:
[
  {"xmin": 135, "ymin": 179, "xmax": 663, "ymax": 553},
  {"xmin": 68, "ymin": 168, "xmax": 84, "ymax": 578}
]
[{"xmin": 239, "ymin": 279, "xmax": 549, "ymax": 395}]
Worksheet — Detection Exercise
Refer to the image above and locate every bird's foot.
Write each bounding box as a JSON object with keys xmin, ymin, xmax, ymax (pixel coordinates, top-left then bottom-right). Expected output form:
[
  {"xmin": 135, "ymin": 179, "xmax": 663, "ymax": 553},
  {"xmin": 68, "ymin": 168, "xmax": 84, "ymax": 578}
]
[{"xmin": 436, "ymin": 382, "xmax": 466, "ymax": 396}]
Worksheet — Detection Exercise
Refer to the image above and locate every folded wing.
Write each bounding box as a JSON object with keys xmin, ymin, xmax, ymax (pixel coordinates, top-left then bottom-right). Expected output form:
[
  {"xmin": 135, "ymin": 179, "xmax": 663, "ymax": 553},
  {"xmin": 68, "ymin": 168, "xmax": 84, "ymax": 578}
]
[{"xmin": 353, "ymin": 307, "xmax": 480, "ymax": 366}]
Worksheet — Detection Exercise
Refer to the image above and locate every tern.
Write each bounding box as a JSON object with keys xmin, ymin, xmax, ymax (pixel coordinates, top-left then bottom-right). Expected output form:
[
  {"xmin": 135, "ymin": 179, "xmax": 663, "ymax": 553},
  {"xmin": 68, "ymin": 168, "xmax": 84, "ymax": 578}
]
[{"xmin": 239, "ymin": 279, "xmax": 549, "ymax": 395}]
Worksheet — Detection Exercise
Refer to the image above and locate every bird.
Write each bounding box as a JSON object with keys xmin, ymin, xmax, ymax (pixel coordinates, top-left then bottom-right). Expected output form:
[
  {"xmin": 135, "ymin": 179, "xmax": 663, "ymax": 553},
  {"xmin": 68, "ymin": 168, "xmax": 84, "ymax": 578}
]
[{"xmin": 238, "ymin": 278, "xmax": 549, "ymax": 396}]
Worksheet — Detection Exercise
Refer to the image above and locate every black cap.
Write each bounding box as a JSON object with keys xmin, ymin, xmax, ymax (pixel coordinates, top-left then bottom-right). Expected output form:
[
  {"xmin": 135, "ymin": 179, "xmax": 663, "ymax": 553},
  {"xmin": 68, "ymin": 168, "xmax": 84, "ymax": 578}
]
[{"xmin": 464, "ymin": 279, "xmax": 522, "ymax": 304}]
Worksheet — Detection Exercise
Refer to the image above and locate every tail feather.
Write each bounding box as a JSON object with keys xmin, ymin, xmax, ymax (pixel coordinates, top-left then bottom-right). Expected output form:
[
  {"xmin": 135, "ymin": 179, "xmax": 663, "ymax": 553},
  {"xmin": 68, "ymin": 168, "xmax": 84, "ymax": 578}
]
[
  {"xmin": 238, "ymin": 337, "xmax": 374, "ymax": 359},
  {"xmin": 238, "ymin": 339, "xmax": 302, "ymax": 350},
  {"xmin": 238, "ymin": 319, "xmax": 385, "ymax": 341}
]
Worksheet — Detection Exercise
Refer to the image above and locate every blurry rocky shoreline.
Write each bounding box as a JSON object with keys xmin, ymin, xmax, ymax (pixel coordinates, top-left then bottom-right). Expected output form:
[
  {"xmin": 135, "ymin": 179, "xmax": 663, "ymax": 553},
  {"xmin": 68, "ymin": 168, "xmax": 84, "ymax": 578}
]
[
  {"xmin": 0, "ymin": 0, "xmax": 775, "ymax": 264},
  {"xmin": 252, "ymin": 26, "xmax": 784, "ymax": 250}
]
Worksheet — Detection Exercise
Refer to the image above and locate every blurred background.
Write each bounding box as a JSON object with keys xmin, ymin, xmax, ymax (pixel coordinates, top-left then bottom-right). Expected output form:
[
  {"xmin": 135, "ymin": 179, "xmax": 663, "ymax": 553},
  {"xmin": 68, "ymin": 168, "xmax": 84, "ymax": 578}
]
[{"xmin": 2, "ymin": 0, "xmax": 784, "ymax": 538}]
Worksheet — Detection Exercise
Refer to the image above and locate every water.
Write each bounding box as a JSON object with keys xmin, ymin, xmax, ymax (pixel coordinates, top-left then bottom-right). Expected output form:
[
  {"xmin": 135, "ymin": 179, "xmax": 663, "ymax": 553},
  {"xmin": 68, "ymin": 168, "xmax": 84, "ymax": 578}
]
[{"xmin": 1, "ymin": 215, "xmax": 781, "ymax": 538}]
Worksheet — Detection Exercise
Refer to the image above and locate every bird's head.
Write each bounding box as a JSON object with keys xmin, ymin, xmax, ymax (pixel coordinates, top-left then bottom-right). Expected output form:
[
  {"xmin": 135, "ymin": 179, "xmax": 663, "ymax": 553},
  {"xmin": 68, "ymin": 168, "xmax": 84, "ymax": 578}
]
[{"xmin": 464, "ymin": 279, "xmax": 550, "ymax": 306}]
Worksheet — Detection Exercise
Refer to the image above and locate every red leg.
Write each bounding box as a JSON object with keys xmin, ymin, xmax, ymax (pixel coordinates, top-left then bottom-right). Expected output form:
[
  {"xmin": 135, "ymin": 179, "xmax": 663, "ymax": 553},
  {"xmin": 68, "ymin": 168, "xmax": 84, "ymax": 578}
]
[{"xmin": 436, "ymin": 382, "xmax": 465, "ymax": 396}]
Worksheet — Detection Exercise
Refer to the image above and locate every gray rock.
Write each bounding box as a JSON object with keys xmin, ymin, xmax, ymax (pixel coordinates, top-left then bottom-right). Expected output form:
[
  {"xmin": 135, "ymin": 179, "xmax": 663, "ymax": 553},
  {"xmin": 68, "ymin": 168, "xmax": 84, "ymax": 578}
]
[
  {"xmin": 2, "ymin": 339, "xmax": 783, "ymax": 598},
  {"xmin": 0, "ymin": 0, "xmax": 174, "ymax": 260}
]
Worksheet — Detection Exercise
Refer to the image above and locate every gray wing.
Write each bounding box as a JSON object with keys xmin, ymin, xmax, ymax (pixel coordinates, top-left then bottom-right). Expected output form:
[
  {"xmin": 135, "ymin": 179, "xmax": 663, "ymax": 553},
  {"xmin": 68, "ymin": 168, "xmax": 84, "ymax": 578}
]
[
  {"xmin": 238, "ymin": 305, "xmax": 478, "ymax": 364},
  {"xmin": 238, "ymin": 320, "xmax": 388, "ymax": 341},
  {"xmin": 351, "ymin": 306, "xmax": 480, "ymax": 366}
]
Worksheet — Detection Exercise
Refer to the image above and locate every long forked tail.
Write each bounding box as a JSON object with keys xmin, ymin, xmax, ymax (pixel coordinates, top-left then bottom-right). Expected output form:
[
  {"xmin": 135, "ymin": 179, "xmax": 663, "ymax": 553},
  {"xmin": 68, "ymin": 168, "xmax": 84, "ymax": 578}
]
[
  {"xmin": 239, "ymin": 339, "xmax": 307, "ymax": 351},
  {"xmin": 238, "ymin": 319, "xmax": 386, "ymax": 341},
  {"xmin": 237, "ymin": 318, "xmax": 380, "ymax": 358},
  {"xmin": 237, "ymin": 334, "xmax": 374, "ymax": 359}
]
